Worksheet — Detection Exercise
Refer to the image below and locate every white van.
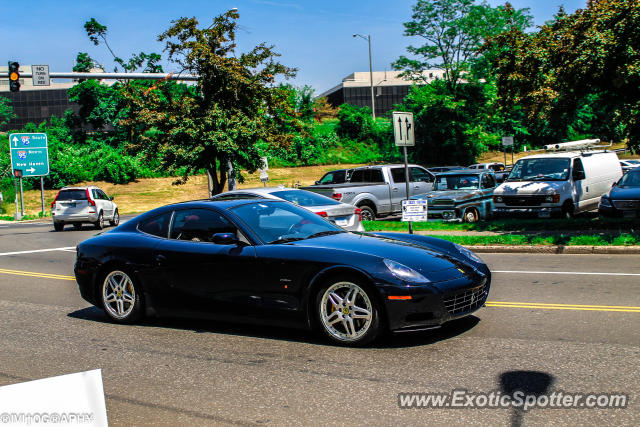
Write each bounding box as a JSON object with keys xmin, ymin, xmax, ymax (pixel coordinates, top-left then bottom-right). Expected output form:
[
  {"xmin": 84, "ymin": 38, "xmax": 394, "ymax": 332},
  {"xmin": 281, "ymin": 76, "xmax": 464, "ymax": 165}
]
[{"xmin": 493, "ymin": 141, "xmax": 622, "ymax": 218}]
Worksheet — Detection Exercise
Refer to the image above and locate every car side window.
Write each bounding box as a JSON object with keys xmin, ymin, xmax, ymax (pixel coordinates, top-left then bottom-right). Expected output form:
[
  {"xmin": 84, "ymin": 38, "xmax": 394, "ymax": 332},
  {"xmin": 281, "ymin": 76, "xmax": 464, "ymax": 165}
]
[
  {"xmin": 91, "ymin": 189, "xmax": 99, "ymax": 199},
  {"xmin": 572, "ymin": 159, "xmax": 586, "ymax": 181},
  {"xmin": 350, "ymin": 169, "xmax": 383, "ymax": 183},
  {"xmin": 410, "ymin": 167, "xmax": 432, "ymax": 183},
  {"xmin": 391, "ymin": 168, "xmax": 406, "ymax": 183},
  {"xmin": 99, "ymin": 190, "xmax": 109, "ymax": 200},
  {"xmin": 138, "ymin": 212, "xmax": 172, "ymax": 238},
  {"xmin": 350, "ymin": 170, "xmax": 364, "ymax": 182},
  {"xmin": 482, "ymin": 174, "xmax": 496, "ymax": 188},
  {"xmin": 169, "ymin": 209, "xmax": 238, "ymax": 243},
  {"xmin": 319, "ymin": 172, "xmax": 335, "ymax": 184}
]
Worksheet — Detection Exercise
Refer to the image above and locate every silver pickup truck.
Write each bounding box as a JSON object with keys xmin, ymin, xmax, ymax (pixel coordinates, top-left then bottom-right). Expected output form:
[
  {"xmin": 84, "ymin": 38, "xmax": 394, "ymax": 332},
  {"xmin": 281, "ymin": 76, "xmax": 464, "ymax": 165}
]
[{"xmin": 303, "ymin": 164, "xmax": 434, "ymax": 220}]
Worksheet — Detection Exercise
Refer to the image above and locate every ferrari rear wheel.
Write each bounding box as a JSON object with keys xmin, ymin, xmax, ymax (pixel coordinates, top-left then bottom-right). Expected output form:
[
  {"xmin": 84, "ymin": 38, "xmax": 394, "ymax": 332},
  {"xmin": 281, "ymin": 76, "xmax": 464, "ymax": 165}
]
[
  {"xmin": 101, "ymin": 269, "xmax": 143, "ymax": 323},
  {"xmin": 316, "ymin": 279, "xmax": 380, "ymax": 346}
]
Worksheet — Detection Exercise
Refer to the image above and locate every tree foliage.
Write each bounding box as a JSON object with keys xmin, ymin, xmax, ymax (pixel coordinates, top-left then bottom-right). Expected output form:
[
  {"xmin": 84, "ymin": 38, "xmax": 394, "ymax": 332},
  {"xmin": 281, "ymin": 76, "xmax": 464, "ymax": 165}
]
[
  {"xmin": 121, "ymin": 10, "xmax": 301, "ymax": 195},
  {"xmin": 489, "ymin": 0, "xmax": 640, "ymax": 148},
  {"xmin": 393, "ymin": 0, "xmax": 532, "ymax": 91},
  {"xmin": 0, "ymin": 96, "xmax": 15, "ymax": 128}
]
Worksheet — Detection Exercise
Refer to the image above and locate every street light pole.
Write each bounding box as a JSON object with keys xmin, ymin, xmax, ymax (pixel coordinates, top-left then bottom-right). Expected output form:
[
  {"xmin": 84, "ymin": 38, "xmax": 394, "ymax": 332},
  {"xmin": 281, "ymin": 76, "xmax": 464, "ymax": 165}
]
[{"xmin": 353, "ymin": 34, "xmax": 376, "ymax": 120}]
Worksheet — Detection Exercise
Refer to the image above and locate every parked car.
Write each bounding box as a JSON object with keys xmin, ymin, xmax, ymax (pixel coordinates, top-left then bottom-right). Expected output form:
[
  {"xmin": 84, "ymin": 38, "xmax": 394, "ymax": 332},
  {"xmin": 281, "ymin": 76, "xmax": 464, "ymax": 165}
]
[
  {"xmin": 598, "ymin": 167, "xmax": 640, "ymax": 218},
  {"xmin": 468, "ymin": 162, "xmax": 510, "ymax": 182},
  {"xmin": 51, "ymin": 186, "xmax": 119, "ymax": 231},
  {"xmin": 74, "ymin": 198, "xmax": 490, "ymax": 346},
  {"xmin": 211, "ymin": 187, "xmax": 364, "ymax": 231},
  {"xmin": 412, "ymin": 169, "xmax": 497, "ymax": 222},
  {"xmin": 620, "ymin": 159, "xmax": 640, "ymax": 174},
  {"xmin": 303, "ymin": 164, "xmax": 435, "ymax": 221},
  {"xmin": 493, "ymin": 141, "xmax": 622, "ymax": 218},
  {"xmin": 315, "ymin": 168, "xmax": 353, "ymax": 185},
  {"xmin": 427, "ymin": 166, "xmax": 465, "ymax": 174}
]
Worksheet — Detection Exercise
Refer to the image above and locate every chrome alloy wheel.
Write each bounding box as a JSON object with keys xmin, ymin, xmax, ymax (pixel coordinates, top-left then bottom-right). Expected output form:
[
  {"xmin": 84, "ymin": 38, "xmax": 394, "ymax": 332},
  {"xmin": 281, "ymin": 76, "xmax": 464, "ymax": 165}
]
[
  {"xmin": 320, "ymin": 282, "xmax": 373, "ymax": 342},
  {"xmin": 102, "ymin": 271, "xmax": 136, "ymax": 320}
]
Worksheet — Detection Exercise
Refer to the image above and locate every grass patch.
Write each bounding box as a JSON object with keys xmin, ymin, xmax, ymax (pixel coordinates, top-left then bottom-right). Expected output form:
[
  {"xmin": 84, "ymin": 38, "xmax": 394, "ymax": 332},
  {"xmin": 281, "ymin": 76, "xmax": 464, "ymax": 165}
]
[
  {"xmin": 364, "ymin": 217, "xmax": 639, "ymax": 233},
  {"xmin": 4, "ymin": 163, "xmax": 364, "ymax": 217},
  {"xmin": 419, "ymin": 233, "xmax": 640, "ymax": 246}
]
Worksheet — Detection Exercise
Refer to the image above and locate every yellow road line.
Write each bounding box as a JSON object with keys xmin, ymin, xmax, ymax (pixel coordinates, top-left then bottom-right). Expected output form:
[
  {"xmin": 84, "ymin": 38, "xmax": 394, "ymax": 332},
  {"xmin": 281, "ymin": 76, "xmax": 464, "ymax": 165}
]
[
  {"xmin": 0, "ymin": 268, "xmax": 75, "ymax": 281},
  {"xmin": 486, "ymin": 301, "xmax": 640, "ymax": 313},
  {"xmin": 0, "ymin": 268, "xmax": 638, "ymax": 313}
]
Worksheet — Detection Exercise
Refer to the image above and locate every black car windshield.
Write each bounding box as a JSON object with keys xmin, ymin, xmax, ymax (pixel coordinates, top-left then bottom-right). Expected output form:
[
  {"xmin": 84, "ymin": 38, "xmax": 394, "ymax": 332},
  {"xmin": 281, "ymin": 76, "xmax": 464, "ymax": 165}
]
[
  {"xmin": 57, "ymin": 189, "xmax": 88, "ymax": 200},
  {"xmin": 271, "ymin": 190, "xmax": 340, "ymax": 207},
  {"xmin": 433, "ymin": 175, "xmax": 480, "ymax": 191},
  {"xmin": 618, "ymin": 170, "xmax": 640, "ymax": 187},
  {"xmin": 230, "ymin": 201, "xmax": 344, "ymax": 244},
  {"xmin": 508, "ymin": 158, "xmax": 570, "ymax": 181}
]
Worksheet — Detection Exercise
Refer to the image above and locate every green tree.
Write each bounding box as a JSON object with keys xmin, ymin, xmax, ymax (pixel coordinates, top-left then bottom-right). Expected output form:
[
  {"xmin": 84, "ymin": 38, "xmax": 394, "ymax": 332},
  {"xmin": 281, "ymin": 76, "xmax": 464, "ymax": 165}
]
[
  {"xmin": 84, "ymin": 18, "xmax": 163, "ymax": 73},
  {"xmin": 393, "ymin": 0, "xmax": 532, "ymax": 92},
  {"xmin": 490, "ymin": 0, "xmax": 640, "ymax": 148},
  {"xmin": 0, "ymin": 96, "xmax": 15, "ymax": 128},
  {"xmin": 401, "ymin": 79, "xmax": 495, "ymax": 165},
  {"xmin": 122, "ymin": 10, "xmax": 300, "ymax": 195},
  {"xmin": 73, "ymin": 52, "xmax": 97, "ymax": 72}
]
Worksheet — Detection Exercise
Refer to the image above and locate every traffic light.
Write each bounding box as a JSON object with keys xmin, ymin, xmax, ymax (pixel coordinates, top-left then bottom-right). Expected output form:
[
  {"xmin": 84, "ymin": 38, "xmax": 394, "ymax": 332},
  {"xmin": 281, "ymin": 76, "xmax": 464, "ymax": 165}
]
[{"xmin": 8, "ymin": 61, "xmax": 20, "ymax": 92}]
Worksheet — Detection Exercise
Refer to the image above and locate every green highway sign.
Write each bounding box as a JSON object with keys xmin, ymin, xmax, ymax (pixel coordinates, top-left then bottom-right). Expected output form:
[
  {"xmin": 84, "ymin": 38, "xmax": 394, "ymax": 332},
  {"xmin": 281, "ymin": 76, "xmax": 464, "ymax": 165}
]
[{"xmin": 9, "ymin": 133, "xmax": 50, "ymax": 177}]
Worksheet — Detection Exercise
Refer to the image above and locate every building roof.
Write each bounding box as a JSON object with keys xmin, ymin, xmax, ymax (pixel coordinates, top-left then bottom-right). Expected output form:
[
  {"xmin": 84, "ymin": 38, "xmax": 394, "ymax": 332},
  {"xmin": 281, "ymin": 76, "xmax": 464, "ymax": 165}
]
[{"xmin": 317, "ymin": 70, "xmax": 446, "ymax": 98}]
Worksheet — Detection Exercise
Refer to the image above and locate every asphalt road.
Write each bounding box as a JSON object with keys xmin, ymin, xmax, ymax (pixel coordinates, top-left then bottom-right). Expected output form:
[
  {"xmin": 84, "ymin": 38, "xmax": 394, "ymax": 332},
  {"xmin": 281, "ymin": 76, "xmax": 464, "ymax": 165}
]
[{"xmin": 0, "ymin": 221, "xmax": 638, "ymax": 426}]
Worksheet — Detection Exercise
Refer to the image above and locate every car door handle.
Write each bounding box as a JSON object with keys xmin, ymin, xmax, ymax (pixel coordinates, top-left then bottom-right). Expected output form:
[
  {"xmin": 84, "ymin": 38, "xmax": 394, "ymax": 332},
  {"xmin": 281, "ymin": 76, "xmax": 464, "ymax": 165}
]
[
  {"xmin": 392, "ymin": 188, "xmax": 399, "ymax": 192},
  {"xmin": 155, "ymin": 255, "xmax": 167, "ymax": 266},
  {"xmin": 414, "ymin": 186, "xmax": 420, "ymax": 189}
]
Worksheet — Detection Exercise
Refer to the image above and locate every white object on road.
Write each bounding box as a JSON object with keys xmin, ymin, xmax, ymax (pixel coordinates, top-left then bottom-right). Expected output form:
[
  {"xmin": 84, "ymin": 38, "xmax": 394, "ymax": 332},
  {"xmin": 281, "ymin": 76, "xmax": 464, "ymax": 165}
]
[{"xmin": 0, "ymin": 369, "xmax": 108, "ymax": 426}]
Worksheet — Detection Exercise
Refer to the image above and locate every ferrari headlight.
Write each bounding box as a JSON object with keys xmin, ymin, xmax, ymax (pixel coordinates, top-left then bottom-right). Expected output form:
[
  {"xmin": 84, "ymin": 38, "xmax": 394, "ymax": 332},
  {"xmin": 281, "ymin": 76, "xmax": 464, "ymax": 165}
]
[
  {"xmin": 383, "ymin": 259, "xmax": 430, "ymax": 283},
  {"xmin": 454, "ymin": 243, "xmax": 483, "ymax": 264}
]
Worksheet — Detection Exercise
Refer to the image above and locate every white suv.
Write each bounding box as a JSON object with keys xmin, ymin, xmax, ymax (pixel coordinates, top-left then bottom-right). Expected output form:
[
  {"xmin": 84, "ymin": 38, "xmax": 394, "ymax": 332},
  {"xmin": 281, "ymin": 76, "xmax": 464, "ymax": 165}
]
[{"xmin": 51, "ymin": 186, "xmax": 119, "ymax": 231}]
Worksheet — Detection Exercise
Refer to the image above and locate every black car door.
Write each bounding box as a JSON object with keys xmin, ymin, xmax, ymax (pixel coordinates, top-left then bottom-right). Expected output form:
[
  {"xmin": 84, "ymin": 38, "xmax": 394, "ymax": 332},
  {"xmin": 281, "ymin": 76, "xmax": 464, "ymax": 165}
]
[{"xmin": 151, "ymin": 208, "xmax": 259, "ymax": 319}]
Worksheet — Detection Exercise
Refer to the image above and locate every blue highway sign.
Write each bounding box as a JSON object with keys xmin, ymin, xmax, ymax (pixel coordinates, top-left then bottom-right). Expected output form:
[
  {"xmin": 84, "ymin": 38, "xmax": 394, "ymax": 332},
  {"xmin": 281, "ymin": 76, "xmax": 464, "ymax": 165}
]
[{"xmin": 9, "ymin": 133, "xmax": 50, "ymax": 177}]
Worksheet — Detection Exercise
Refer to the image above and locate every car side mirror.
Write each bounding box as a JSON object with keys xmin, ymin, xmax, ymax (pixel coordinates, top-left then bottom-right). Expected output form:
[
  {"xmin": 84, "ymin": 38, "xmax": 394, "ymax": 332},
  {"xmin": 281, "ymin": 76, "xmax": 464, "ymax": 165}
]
[
  {"xmin": 109, "ymin": 196, "xmax": 114, "ymax": 201},
  {"xmin": 315, "ymin": 181, "xmax": 320, "ymax": 185},
  {"xmin": 573, "ymin": 171, "xmax": 585, "ymax": 181},
  {"xmin": 211, "ymin": 232, "xmax": 240, "ymax": 245}
]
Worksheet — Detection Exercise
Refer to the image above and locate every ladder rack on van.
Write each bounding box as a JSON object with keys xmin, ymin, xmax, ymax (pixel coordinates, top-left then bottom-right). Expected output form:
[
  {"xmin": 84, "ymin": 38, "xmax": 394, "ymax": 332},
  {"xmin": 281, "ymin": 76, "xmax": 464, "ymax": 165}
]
[{"xmin": 544, "ymin": 139, "xmax": 612, "ymax": 152}]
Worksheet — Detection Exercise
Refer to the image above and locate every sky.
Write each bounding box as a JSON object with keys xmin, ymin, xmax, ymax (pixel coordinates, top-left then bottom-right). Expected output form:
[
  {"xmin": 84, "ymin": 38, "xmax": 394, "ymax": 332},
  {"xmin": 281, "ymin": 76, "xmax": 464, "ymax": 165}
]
[{"xmin": 1, "ymin": 0, "xmax": 588, "ymax": 94}]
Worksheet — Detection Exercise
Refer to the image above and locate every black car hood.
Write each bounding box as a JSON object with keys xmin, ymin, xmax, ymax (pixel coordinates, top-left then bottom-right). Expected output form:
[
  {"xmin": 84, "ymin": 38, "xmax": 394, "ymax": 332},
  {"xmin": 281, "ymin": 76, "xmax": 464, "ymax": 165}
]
[
  {"xmin": 608, "ymin": 186, "xmax": 640, "ymax": 200},
  {"xmin": 288, "ymin": 232, "xmax": 471, "ymax": 278}
]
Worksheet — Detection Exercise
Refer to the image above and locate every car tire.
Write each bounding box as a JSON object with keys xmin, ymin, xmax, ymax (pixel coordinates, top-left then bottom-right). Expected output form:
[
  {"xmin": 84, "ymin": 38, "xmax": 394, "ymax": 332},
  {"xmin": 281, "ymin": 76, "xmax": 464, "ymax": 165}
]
[
  {"xmin": 94, "ymin": 212, "xmax": 104, "ymax": 230},
  {"xmin": 100, "ymin": 268, "xmax": 144, "ymax": 324},
  {"xmin": 73, "ymin": 223, "xmax": 82, "ymax": 230},
  {"xmin": 53, "ymin": 221, "xmax": 64, "ymax": 232},
  {"xmin": 561, "ymin": 201, "xmax": 575, "ymax": 219},
  {"xmin": 464, "ymin": 207, "xmax": 479, "ymax": 223},
  {"xmin": 359, "ymin": 205, "xmax": 376, "ymax": 222},
  {"xmin": 315, "ymin": 277, "xmax": 381, "ymax": 346},
  {"xmin": 109, "ymin": 209, "xmax": 120, "ymax": 227}
]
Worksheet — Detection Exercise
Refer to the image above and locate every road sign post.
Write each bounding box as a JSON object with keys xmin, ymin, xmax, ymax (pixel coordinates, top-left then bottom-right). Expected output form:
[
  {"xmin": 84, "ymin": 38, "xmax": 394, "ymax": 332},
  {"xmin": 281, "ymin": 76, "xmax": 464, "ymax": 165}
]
[
  {"xmin": 502, "ymin": 136, "xmax": 514, "ymax": 166},
  {"xmin": 259, "ymin": 157, "xmax": 269, "ymax": 186},
  {"xmin": 9, "ymin": 133, "xmax": 50, "ymax": 220},
  {"xmin": 393, "ymin": 112, "xmax": 416, "ymax": 234}
]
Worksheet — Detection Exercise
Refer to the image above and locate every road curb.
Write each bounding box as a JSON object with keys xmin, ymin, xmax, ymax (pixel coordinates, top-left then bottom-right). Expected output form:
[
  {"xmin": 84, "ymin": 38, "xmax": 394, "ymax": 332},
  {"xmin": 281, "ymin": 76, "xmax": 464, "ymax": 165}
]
[{"xmin": 466, "ymin": 245, "xmax": 640, "ymax": 254}]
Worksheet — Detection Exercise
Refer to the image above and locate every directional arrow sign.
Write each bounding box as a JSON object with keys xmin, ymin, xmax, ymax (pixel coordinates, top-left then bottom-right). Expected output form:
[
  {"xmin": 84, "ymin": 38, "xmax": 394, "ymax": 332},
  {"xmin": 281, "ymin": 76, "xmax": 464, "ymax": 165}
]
[
  {"xmin": 9, "ymin": 133, "xmax": 50, "ymax": 177},
  {"xmin": 393, "ymin": 112, "xmax": 415, "ymax": 146}
]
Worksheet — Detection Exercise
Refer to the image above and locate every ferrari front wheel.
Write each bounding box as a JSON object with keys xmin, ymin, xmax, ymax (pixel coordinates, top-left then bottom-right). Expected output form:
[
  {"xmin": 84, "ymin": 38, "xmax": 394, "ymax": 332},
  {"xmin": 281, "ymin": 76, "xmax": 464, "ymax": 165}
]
[{"xmin": 316, "ymin": 279, "xmax": 380, "ymax": 346}]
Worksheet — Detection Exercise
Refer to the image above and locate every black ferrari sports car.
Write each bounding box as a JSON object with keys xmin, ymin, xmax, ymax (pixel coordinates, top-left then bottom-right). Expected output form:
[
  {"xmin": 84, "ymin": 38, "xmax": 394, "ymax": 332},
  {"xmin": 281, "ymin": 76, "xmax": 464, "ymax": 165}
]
[{"xmin": 74, "ymin": 198, "xmax": 491, "ymax": 346}]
